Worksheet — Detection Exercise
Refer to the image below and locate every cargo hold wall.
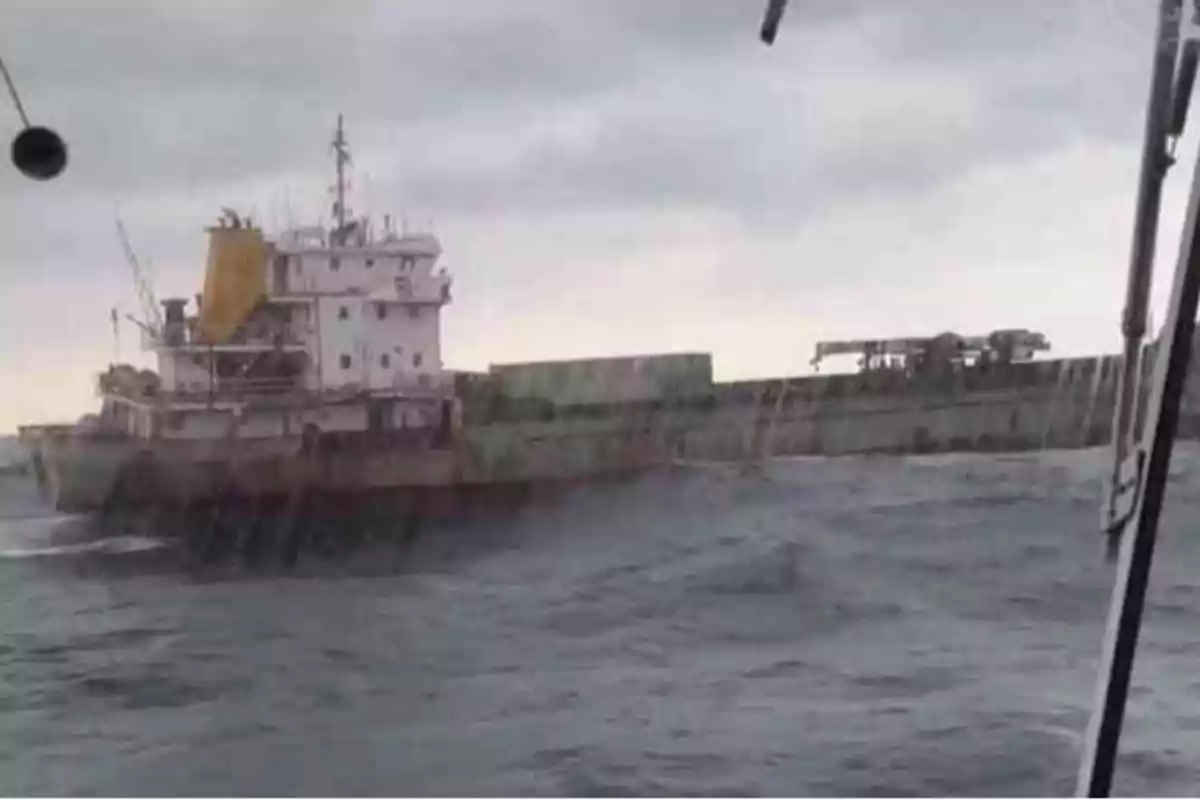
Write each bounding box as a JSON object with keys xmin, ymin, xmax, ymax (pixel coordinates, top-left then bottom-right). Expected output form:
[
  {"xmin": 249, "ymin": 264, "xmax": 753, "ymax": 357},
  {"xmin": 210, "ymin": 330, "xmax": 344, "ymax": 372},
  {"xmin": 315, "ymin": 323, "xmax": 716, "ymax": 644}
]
[{"xmin": 488, "ymin": 353, "xmax": 713, "ymax": 406}]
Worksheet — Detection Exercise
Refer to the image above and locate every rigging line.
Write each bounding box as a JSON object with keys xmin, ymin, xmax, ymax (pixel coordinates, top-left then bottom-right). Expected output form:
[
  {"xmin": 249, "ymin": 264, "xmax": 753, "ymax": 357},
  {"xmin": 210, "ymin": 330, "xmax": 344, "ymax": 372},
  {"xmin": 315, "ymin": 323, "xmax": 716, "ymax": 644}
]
[{"xmin": 0, "ymin": 52, "xmax": 30, "ymax": 128}]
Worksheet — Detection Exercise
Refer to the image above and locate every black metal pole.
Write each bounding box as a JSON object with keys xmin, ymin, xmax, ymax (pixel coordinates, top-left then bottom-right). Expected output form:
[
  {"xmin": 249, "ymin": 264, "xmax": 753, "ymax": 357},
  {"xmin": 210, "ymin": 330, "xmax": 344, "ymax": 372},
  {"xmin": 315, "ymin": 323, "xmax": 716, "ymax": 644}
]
[
  {"xmin": 1076, "ymin": 125, "xmax": 1200, "ymax": 798},
  {"xmin": 760, "ymin": 0, "xmax": 790, "ymax": 44},
  {"xmin": 1104, "ymin": 0, "xmax": 1182, "ymax": 550}
]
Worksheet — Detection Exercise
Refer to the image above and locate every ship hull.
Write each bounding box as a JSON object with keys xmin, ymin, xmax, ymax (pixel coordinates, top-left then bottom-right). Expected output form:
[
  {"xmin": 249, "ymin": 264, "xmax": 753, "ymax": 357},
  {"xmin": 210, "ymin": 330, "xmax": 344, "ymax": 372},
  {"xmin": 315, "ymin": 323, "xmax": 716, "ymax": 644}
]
[{"xmin": 19, "ymin": 359, "xmax": 1170, "ymax": 517}]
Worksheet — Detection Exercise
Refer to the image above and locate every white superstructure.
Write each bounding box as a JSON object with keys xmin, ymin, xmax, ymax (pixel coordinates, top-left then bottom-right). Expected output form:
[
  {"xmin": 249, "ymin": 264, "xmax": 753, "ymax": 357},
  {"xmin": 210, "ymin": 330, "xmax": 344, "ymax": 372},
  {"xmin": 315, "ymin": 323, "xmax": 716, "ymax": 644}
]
[{"xmin": 96, "ymin": 116, "xmax": 456, "ymax": 444}]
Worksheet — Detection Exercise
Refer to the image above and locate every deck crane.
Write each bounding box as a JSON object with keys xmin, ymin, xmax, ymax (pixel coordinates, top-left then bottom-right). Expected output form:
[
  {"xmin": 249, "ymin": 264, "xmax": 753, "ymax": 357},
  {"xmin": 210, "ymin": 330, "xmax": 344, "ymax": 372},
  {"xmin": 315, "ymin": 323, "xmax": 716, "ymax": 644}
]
[
  {"xmin": 115, "ymin": 216, "xmax": 162, "ymax": 343},
  {"xmin": 809, "ymin": 329, "xmax": 1050, "ymax": 372},
  {"xmin": 758, "ymin": 1, "xmax": 1200, "ymax": 796}
]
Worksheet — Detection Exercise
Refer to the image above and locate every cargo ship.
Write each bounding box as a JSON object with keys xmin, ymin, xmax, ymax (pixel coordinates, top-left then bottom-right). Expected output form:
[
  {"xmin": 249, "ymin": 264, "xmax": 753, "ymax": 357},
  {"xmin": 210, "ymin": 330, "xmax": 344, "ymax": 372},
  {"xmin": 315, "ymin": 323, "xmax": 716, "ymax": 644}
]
[{"xmin": 17, "ymin": 118, "xmax": 1200, "ymax": 548}]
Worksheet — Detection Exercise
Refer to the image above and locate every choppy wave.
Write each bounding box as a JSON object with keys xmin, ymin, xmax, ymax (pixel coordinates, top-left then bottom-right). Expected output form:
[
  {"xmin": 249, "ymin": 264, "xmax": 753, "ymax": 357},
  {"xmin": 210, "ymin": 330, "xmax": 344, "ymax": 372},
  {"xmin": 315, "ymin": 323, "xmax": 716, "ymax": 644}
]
[{"xmin": 0, "ymin": 446, "xmax": 1195, "ymax": 795}]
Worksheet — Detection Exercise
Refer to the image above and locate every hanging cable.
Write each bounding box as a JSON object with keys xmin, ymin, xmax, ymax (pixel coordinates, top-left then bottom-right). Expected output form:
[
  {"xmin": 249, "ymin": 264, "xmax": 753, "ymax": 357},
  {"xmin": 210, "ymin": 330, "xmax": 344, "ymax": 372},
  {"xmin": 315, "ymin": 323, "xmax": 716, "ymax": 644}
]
[{"xmin": 0, "ymin": 53, "xmax": 29, "ymax": 128}]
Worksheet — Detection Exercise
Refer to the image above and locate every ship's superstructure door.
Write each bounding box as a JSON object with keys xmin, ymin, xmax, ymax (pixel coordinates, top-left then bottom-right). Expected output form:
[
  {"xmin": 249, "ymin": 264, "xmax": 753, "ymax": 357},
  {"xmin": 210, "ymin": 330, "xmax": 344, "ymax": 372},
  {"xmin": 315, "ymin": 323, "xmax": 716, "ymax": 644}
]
[{"xmin": 272, "ymin": 254, "xmax": 289, "ymax": 295}]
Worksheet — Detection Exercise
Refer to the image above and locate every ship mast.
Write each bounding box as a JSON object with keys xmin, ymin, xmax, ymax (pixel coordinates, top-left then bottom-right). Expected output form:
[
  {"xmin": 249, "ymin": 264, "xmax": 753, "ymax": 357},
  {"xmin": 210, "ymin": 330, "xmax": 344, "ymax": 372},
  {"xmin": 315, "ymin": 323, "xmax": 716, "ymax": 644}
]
[{"xmin": 331, "ymin": 113, "xmax": 350, "ymax": 243}]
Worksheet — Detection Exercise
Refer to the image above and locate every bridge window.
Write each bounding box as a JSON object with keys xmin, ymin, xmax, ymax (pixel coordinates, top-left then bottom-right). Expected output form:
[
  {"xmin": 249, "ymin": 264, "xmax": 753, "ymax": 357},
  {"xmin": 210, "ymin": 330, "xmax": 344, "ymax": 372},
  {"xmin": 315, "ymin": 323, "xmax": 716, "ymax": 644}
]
[
  {"xmin": 340, "ymin": 354, "xmax": 352, "ymax": 370},
  {"xmin": 401, "ymin": 255, "xmax": 415, "ymax": 271},
  {"xmin": 376, "ymin": 303, "xmax": 386, "ymax": 321},
  {"xmin": 338, "ymin": 306, "xmax": 349, "ymax": 320},
  {"xmin": 408, "ymin": 306, "xmax": 420, "ymax": 319},
  {"xmin": 381, "ymin": 354, "xmax": 390, "ymax": 369},
  {"xmin": 330, "ymin": 256, "xmax": 341, "ymax": 271},
  {"xmin": 365, "ymin": 258, "xmax": 374, "ymax": 268},
  {"xmin": 413, "ymin": 351, "xmax": 423, "ymax": 368}
]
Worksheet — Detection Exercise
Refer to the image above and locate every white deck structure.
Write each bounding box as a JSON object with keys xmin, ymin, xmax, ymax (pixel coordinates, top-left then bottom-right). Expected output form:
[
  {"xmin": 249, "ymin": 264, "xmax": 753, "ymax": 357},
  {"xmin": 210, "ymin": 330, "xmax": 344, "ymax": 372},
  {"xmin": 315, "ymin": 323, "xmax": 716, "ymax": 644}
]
[{"xmin": 96, "ymin": 117, "xmax": 456, "ymax": 443}]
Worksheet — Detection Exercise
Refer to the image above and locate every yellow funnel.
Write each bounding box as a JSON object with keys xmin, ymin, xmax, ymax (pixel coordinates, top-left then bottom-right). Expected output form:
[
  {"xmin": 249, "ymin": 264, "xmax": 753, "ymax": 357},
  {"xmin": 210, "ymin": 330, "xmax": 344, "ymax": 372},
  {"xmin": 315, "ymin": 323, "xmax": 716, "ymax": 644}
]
[{"xmin": 197, "ymin": 225, "xmax": 267, "ymax": 344}]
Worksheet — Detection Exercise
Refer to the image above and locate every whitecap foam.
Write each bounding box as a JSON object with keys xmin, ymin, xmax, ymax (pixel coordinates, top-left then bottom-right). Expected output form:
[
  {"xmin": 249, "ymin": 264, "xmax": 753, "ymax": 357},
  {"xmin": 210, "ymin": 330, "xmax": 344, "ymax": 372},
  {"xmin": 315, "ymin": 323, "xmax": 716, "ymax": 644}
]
[{"xmin": 0, "ymin": 535, "xmax": 166, "ymax": 559}]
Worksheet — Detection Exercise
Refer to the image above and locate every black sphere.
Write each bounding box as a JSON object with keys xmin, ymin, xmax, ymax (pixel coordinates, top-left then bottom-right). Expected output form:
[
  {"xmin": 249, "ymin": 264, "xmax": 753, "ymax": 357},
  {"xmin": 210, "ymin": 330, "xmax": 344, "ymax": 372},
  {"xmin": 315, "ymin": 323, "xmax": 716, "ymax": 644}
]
[{"xmin": 11, "ymin": 125, "xmax": 66, "ymax": 181}]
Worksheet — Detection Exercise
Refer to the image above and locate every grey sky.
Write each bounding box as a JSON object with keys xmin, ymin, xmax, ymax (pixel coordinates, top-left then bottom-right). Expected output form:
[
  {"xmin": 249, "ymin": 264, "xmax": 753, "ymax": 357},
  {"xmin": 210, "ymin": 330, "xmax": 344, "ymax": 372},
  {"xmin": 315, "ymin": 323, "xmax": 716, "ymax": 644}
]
[{"xmin": 0, "ymin": 0, "xmax": 1185, "ymax": 430}]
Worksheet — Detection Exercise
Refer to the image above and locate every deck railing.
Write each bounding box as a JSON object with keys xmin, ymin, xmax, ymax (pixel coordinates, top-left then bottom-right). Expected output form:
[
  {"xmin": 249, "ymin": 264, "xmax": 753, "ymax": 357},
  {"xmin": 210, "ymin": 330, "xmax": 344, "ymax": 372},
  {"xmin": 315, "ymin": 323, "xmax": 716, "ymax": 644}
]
[
  {"xmin": 391, "ymin": 371, "xmax": 455, "ymax": 395},
  {"xmin": 167, "ymin": 376, "xmax": 305, "ymax": 400}
]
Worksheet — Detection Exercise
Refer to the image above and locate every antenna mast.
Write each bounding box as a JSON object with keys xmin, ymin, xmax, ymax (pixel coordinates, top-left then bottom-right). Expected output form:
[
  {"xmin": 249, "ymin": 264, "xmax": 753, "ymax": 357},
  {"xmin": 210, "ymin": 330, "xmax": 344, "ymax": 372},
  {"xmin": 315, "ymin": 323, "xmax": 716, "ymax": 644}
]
[{"xmin": 331, "ymin": 113, "xmax": 350, "ymax": 243}]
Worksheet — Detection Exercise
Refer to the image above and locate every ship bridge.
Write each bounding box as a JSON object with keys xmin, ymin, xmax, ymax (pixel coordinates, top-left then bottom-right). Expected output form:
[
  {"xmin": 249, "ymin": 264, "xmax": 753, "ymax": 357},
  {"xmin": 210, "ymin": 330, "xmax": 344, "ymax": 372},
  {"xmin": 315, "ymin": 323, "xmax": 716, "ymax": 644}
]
[{"xmin": 101, "ymin": 116, "xmax": 456, "ymax": 445}]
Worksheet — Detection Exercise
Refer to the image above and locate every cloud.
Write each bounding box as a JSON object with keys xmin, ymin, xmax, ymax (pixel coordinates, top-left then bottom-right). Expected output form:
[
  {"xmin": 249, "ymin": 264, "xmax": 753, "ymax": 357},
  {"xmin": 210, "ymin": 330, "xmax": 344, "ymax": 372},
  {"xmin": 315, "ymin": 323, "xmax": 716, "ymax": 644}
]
[{"xmin": 0, "ymin": 0, "xmax": 1181, "ymax": 430}]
